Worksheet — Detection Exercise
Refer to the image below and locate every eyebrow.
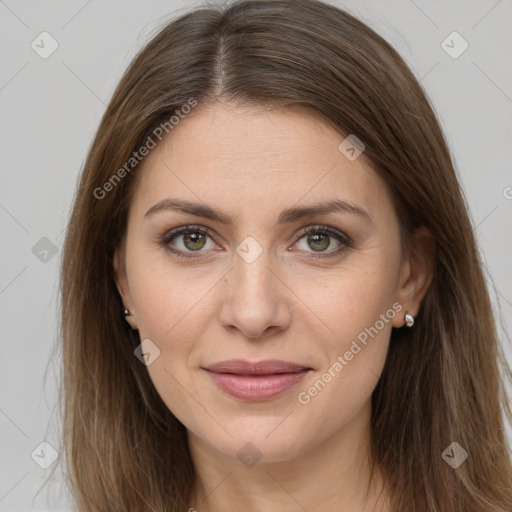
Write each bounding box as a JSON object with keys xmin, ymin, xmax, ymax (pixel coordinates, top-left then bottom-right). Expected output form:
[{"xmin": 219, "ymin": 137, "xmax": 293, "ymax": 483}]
[{"xmin": 144, "ymin": 198, "xmax": 372, "ymax": 225}]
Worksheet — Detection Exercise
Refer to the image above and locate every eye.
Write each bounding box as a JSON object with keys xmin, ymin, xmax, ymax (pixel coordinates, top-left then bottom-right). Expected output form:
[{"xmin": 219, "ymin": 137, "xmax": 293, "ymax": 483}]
[
  {"xmin": 293, "ymin": 225, "xmax": 353, "ymax": 258},
  {"xmin": 160, "ymin": 224, "xmax": 353, "ymax": 259},
  {"xmin": 160, "ymin": 225, "xmax": 217, "ymax": 258}
]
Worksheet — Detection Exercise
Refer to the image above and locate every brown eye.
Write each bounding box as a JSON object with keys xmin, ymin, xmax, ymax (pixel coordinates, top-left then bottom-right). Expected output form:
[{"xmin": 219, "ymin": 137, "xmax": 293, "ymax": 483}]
[
  {"xmin": 294, "ymin": 226, "xmax": 353, "ymax": 257},
  {"xmin": 161, "ymin": 224, "xmax": 352, "ymax": 260},
  {"xmin": 305, "ymin": 232, "xmax": 331, "ymax": 252},
  {"xmin": 181, "ymin": 231, "xmax": 207, "ymax": 251},
  {"xmin": 161, "ymin": 226, "xmax": 217, "ymax": 258}
]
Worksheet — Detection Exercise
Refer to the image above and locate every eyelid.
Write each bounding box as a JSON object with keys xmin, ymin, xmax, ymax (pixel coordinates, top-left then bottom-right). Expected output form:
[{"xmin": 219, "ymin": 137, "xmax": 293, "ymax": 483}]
[
  {"xmin": 297, "ymin": 225, "xmax": 352, "ymax": 245},
  {"xmin": 160, "ymin": 224, "xmax": 217, "ymax": 245}
]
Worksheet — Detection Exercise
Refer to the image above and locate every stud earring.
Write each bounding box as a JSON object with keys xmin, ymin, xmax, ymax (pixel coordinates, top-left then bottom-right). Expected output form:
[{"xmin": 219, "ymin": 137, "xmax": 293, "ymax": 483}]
[
  {"xmin": 404, "ymin": 312, "xmax": 414, "ymax": 327},
  {"xmin": 123, "ymin": 309, "xmax": 130, "ymax": 317}
]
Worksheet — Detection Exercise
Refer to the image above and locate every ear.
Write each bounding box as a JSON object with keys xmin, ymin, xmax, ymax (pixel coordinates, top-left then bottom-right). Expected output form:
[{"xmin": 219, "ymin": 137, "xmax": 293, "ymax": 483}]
[
  {"xmin": 113, "ymin": 245, "xmax": 139, "ymax": 330},
  {"xmin": 392, "ymin": 225, "xmax": 436, "ymax": 328}
]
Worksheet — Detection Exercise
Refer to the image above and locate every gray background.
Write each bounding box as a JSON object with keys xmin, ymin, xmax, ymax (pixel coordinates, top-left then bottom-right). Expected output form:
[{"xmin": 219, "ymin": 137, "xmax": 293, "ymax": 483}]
[{"xmin": 1, "ymin": 0, "xmax": 511, "ymax": 510}]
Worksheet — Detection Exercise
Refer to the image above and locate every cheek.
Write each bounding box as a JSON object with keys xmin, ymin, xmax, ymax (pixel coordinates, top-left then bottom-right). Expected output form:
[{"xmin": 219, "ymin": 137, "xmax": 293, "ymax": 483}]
[
  {"xmin": 291, "ymin": 254, "xmax": 398, "ymax": 421},
  {"xmin": 128, "ymin": 245, "xmax": 214, "ymax": 342},
  {"xmin": 127, "ymin": 257, "xmax": 213, "ymax": 425},
  {"xmin": 299, "ymin": 254, "xmax": 399, "ymax": 349}
]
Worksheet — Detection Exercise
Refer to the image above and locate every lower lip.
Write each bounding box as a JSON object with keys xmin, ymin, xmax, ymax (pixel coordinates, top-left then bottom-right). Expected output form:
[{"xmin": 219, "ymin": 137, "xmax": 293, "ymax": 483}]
[{"xmin": 204, "ymin": 369, "xmax": 311, "ymax": 401}]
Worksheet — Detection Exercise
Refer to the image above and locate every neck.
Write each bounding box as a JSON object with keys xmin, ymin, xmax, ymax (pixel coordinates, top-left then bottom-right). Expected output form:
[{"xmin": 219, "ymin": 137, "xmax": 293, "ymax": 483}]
[{"xmin": 187, "ymin": 400, "xmax": 390, "ymax": 512}]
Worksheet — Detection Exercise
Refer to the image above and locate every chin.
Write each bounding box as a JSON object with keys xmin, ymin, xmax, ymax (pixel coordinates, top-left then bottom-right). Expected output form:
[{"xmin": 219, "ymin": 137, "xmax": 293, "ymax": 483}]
[{"xmin": 195, "ymin": 418, "xmax": 316, "ymax": 465}]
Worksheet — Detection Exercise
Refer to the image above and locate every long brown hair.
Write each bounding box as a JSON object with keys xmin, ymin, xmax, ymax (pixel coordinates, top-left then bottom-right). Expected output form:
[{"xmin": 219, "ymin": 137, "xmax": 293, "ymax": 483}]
[{"xmin": 53, "ymin": 0, "xmax": 512, "ymax": 510}]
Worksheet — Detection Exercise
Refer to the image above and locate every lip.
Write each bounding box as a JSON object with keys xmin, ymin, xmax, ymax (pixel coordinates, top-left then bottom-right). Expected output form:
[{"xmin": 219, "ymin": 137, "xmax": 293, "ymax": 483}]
[{"xmin": 203, "ymin": 359, "xmax": 312, "ymax": 401}]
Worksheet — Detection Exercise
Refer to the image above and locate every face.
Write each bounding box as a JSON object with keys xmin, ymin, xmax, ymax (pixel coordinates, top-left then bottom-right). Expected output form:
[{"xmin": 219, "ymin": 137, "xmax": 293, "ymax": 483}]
[{"xmin": 114, "ymin": 102, "xmax": 418, "ymax": 463}]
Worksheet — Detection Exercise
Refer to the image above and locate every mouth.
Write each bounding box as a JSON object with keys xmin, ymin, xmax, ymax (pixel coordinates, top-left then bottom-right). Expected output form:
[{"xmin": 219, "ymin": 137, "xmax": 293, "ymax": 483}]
[{"xmin": 202, "ymin": 359, "xmax": 313, "ymax": 401}]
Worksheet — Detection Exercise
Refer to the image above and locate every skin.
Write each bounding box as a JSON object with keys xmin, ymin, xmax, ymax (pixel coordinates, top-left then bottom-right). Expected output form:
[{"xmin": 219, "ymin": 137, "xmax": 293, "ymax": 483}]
[{"xmin": 114, "ymin": 101, "xmax": 434, "ymax": 512}]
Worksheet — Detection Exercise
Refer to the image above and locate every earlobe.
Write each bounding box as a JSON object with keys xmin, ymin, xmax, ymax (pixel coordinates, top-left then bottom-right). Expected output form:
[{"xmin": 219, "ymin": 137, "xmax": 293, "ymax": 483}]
[{"xmin": 393, "ymin": 226, "xmax": 436, "ymax": 328}]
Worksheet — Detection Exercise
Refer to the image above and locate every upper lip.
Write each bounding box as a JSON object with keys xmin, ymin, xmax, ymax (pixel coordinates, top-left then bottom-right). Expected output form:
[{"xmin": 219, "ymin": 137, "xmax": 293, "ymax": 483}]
[{"xmin": 204, "ymin": 359, "xmax": 311, "ymax": 375}]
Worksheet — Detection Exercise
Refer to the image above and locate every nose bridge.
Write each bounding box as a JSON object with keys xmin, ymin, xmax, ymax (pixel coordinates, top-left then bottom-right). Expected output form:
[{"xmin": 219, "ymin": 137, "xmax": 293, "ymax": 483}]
[
  {"xmin": 233, "ymin": 234, "xmax": 277, "ymax": 303},
  {"xmin": 219, "ymin": 234, "xmax": 290, "ymax": 338}
]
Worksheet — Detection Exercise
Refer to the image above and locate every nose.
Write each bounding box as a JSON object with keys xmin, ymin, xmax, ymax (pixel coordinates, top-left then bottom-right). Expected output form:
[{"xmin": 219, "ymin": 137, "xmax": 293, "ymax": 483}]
[{"xmin": 218, "ymin": 244, "xmax": 292, "ymax": 340}]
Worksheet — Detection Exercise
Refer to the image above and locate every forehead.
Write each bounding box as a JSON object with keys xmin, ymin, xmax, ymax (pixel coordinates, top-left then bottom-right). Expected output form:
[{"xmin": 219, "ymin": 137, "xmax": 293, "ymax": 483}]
[{"xmin": 129, "ymin": 102, "xmax": 393, "ymax": 225}]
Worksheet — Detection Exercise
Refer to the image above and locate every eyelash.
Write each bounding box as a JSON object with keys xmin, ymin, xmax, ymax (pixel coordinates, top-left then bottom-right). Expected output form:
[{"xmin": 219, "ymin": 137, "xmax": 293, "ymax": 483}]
[{"xmin": 160, "ymin": 224, "xmax": 353, "ymax": 260}]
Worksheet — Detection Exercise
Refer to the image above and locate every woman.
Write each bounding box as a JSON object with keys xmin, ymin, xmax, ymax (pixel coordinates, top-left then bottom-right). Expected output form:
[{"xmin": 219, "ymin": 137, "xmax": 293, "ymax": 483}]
[{"xmin": 57, "ymin": 0, "xmax": 512, "ymax": 510}]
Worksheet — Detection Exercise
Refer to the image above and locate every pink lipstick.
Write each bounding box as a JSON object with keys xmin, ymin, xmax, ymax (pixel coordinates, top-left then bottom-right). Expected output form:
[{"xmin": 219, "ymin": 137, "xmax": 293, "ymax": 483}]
[{"xmin": 203, "ymin": 359, "xmax": 312, "ymax": 401}]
